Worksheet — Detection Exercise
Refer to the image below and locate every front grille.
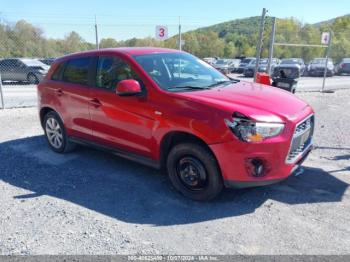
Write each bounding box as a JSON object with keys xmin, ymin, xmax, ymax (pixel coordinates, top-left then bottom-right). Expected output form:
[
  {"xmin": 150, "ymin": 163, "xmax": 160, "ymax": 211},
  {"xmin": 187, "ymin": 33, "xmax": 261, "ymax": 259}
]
[{"xmin": 286, "ymin": 115, "xmax": 314, "ymax": 164}]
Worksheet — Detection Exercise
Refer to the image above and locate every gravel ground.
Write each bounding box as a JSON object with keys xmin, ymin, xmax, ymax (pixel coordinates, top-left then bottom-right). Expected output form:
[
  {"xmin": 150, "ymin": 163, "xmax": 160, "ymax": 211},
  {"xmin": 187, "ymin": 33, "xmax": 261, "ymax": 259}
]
[{"xmin": 0, "ymin": 89, "xmax": 349, "ymax": 255}]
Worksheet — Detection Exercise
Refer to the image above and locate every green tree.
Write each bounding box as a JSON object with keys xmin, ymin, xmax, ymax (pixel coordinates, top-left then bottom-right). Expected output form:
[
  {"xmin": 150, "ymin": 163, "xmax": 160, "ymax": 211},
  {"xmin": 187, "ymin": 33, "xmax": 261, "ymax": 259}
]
[{"xmin": 99, "ymin": 38, "xmax": 119, "ymax": 48}]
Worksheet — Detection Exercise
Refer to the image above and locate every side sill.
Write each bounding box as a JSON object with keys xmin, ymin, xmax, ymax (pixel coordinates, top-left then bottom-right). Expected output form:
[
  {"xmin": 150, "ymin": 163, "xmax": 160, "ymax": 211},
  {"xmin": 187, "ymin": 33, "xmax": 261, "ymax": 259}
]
[{"xmin": 69, "ymin": 137, "xmax": 160, "ymax": 169}]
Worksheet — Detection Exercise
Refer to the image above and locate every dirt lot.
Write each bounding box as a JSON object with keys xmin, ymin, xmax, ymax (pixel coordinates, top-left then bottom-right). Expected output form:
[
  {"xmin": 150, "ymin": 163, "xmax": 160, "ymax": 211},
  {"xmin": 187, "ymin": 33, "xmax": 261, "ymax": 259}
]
[{"xmin": 0, "ymin": 89, "xmax": 349, "ymax": 255}]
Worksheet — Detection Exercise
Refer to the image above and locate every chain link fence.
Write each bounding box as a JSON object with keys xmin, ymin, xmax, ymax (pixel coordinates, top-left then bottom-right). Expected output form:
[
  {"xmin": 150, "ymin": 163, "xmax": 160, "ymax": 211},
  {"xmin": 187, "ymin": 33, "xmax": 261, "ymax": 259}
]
[{"xmin": 1, "ymin": 16, "xmax": 350, "ymax": 108}]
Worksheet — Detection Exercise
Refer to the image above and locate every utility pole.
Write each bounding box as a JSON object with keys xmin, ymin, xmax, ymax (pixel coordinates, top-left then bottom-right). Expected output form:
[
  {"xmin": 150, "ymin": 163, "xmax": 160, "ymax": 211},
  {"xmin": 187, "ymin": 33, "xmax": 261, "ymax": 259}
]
[
  {"xmin": 95, "ymin": 15, "xmax": 99, "ymax": 49},
  {"xmin": 267, "ymin": 17, "xmax": 276, "ymax": 75},
  {"xmin": 321, "ymin": 31, "xmax": 333, "ymax": 93},
  {"xmin": 178, "ymin": 16, "xmax": 182, "ymax": 51},
  {"xmin": 254, "ymin": 8, "xmax": 268, "ymax": 82}
]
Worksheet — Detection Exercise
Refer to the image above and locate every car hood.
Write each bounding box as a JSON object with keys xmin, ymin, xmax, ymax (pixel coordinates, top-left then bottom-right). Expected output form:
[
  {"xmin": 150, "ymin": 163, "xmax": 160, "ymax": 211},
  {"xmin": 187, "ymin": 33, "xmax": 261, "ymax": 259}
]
[
  {"xmin": 176, "ymin": 81, "xmax": 310, "ymax": 122},
  {"xmin": 277, "ymin": 64, "xmax": 301, "ymax": 69}
]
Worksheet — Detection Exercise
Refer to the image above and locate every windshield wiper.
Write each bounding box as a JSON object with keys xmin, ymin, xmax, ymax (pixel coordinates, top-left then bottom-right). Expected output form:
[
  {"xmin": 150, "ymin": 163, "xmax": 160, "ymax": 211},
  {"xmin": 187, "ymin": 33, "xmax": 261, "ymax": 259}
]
[
  {"xmin": 168, "ymin": 86, "xmax": 211, "ymax": 91},
  {"xmin": 207, "ymin": 79, "xmax": 239, "ymax": 88}
]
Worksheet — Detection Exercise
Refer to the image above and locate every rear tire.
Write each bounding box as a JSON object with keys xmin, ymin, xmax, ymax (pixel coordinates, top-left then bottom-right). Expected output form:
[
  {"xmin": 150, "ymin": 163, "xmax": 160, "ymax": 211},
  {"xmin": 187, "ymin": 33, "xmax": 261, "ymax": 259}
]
[
  {"xmin": 166, "ymin": 143, "xmax": 223, "ymax": 201},
  {"xmin": 43, "ymin": 111, "xmax": 76, "ymax": 153}
]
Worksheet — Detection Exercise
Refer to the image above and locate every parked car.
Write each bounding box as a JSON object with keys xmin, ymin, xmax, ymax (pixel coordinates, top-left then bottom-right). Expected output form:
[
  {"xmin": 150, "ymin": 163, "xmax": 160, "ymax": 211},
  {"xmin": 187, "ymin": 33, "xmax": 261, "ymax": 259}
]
[
  {"xmin": 236, "ymin": 57, "xmax": 256, "ymax": 73},
  {"xmin": 335, "ymin": 58, "xmax": 350, "ymax": 75},
  {"xmin": 0, "ymin": 58, "xmax": 49, "ymax": 84},
  {"xmin": 243, "ymin": 58, "xmax": 280, "ymax": 77},
  {"xmin": 307, "ymin": 58, "xmax": 335, "ymax": 77},
  {"xmin": 202, "ymin": 57, "xmax": 216, "ymax": 65},
  {"xmin": 39, "ymin": 58, "xmax": 56, "ymax": 66},
  {"xmin": 38, "ymin": 47, "xmax": 314, "ymax": 201},
  {"xmin": 277, "ymin": 58, "xmax": 306, "ymax": 76},
  {"xmin": 213, "ymin": 59, "xmax": 238, "ymax": 74}
]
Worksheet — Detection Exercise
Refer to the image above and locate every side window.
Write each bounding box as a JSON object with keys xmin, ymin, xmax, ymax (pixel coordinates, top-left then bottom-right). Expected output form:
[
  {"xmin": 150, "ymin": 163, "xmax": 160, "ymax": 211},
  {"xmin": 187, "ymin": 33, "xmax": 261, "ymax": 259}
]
[
  {"xmin": 15, "ymin": 60, "xmax": 23, "ymax": 67},
  {"xmin": 62, "ymin": 57, "xmax": 91, "ymax": 85},
  {"xmin": 96, "ymin": 56, "xmax": 140, "ymax": 90},
  {"xmin": 4, "ymin": 60, "xmax": 16, "ymax": 67},
  {"xmin": 51, "ymin": 62, "xmax": 66, "ymax": 81}
]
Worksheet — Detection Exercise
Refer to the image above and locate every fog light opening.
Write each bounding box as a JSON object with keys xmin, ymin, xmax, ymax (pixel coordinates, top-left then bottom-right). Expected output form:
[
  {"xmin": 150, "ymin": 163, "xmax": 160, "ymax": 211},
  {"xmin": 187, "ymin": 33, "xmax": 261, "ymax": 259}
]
[{"xmin": 246, "ymin": 158, "xmax": 266, "ymax": 177}]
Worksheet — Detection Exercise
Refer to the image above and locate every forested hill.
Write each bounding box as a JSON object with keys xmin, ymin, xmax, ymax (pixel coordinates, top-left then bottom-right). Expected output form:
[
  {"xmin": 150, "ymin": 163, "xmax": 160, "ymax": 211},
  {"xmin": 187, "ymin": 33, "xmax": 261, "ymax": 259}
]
[{"xmin": 196, "ymin": 16, "xmax": 269, "ymax": 37}]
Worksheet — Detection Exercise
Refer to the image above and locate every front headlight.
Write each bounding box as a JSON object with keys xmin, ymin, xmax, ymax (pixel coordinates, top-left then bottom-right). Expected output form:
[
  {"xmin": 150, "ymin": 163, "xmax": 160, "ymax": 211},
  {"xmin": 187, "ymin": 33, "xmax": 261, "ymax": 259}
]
[{"xmin": 225, "ymin": 113, "xmax": 284, "ymax": 142}]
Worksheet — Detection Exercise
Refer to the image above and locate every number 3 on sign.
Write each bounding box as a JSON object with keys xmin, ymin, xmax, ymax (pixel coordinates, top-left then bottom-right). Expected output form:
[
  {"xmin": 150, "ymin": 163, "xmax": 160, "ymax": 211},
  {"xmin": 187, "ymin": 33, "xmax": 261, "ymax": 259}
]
[{"xmin": 155, "ymin": 26, "xmax": 168, "ymax": 41}]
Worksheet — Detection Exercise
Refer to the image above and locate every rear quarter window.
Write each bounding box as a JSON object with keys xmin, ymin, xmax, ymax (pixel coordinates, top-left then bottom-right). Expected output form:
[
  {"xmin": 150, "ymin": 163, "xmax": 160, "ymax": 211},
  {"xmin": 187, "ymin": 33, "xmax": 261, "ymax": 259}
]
[
  {"xmin": 51, "ymin": 62, "xmax": 66, "ymax": 81},
  {"xmin": 62, "ymin": 57, "xmax": 91, "ymax": 85}
]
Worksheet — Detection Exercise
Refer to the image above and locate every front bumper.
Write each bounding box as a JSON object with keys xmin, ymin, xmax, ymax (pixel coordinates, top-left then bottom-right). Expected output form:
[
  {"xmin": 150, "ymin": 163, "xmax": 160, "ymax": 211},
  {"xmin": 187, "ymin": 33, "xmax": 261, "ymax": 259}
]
[
  {"xmin": 223, "ymin": 148, "xmax": 311, "ymax": 188},
  {"xmin": 209, "ymin": 114, "xmax": 314, "ymax": 189}
]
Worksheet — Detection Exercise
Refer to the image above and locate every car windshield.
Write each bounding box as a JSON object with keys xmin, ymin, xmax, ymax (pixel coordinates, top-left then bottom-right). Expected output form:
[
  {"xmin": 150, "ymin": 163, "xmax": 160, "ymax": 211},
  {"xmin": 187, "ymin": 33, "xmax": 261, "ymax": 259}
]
[
  {"xmin": 134, "ymin": 52, "xmax": 230, "ymax": 91},
  {"xmin": 281, "ymin": 59, "xmax": 300, "ymax": 64},
  {"xmin": 259, "ymin": 59, "xmax": 268, "ymax": 65},
  {"xmin": 21, "ymin": 59, "xmax": 47, "ymax": 67}
]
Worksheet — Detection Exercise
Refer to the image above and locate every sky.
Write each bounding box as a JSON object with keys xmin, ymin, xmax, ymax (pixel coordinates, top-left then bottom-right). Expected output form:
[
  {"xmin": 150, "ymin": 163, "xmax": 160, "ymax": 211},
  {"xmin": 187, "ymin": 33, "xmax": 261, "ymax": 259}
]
[{"xmin": 0, "ymin": 0, "xmax": 349, "ymax": 43}]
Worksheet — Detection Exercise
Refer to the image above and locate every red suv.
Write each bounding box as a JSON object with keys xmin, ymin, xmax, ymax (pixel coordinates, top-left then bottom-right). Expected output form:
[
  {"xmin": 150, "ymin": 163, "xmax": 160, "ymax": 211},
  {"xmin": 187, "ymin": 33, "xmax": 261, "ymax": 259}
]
[{"xmin": 38, "ymin": 48, "xmax": 314, "ymax": 201}]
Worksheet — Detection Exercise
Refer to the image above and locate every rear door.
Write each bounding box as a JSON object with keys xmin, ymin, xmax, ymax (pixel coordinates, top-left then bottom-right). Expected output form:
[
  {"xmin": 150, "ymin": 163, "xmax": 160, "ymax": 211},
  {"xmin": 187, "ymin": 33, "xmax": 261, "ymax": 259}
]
[
  {"xmin": 16, "ymin": 60, "xmax": 29, "ymax": 81},
  {"xmin": 89, "ymin": 55, "xmax": 156, "ymax": 158},
  {"xmin": 9, "ymin": 59, "xmax": 23, "ymax": 81},
  {"xmin": 50, "ymin": 57, "xmax": 94, "ymax": 140}
]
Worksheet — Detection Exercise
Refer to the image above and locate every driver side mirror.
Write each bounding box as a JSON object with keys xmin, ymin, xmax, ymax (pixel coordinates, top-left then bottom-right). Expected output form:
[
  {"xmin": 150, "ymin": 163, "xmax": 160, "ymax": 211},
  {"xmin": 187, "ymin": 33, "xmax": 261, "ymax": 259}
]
[{"xmin": 116, "ymin": 79, "xmax": 142, "ymax": 96}]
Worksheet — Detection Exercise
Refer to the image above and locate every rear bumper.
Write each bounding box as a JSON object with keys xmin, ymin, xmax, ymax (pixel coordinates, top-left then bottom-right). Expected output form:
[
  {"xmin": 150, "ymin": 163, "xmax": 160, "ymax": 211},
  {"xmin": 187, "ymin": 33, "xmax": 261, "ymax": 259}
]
[{"xmin": 309, "ymin": 69, "xmax": 332, "ymax": 76}]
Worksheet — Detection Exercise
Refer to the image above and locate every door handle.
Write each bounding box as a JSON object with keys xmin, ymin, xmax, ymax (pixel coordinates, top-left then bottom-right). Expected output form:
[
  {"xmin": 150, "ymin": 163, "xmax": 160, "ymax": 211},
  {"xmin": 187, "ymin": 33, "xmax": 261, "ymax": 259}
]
[
  {"xmin": 90, "ymin": 98, "xmax": 102, "ymax": 108},
  {"xmin": 55, "ymin": 89, "xmax": 63, "ymax": 96}
]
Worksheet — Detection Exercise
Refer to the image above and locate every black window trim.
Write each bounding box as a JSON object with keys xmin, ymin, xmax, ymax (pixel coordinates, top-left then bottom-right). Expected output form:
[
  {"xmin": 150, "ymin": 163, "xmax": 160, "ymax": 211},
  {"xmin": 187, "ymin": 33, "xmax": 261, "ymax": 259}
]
[
  {"xmin": 92, "ymin": 54, "xmax": 147, "ymax": 95},
  {"xmin": 50, "ymin": 61, "xmax": 67, "ymax": 82},
  {"xmin": 52, "ymin": 56, "xmax": 94, "ymax": 87},
  {"xmin": 49, "ymin": 54, "xmax": 147, "ymax": 96}
]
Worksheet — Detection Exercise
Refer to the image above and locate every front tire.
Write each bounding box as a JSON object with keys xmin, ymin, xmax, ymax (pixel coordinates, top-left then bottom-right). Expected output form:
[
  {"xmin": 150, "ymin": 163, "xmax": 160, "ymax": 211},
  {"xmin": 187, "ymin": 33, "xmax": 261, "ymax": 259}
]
[
  {"xmin": 166, "ymin": 143, "xmax": 223, "ymax": 201},
  {"xmin": 43, "ymin": 111, "xmax": 76, "ymax": 153},
  {"xmin": 27, "ymin": 73, "xmax": 39, "ymax": 84}
]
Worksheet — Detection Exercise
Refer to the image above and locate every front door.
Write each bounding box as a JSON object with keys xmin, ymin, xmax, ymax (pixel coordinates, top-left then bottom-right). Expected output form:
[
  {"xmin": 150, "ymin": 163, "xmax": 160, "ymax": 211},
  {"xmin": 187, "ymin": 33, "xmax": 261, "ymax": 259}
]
[{"xmin": 89, "ymin": 55, "xmax": 155, "ymax": 158}]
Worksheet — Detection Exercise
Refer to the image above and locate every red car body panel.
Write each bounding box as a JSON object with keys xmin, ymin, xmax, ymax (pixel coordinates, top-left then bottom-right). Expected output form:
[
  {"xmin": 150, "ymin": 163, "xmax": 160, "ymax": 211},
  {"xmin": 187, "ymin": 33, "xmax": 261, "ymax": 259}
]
[{"xmin": 38, "ymin": 48, "xmax": 314, "ymax": 187}]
